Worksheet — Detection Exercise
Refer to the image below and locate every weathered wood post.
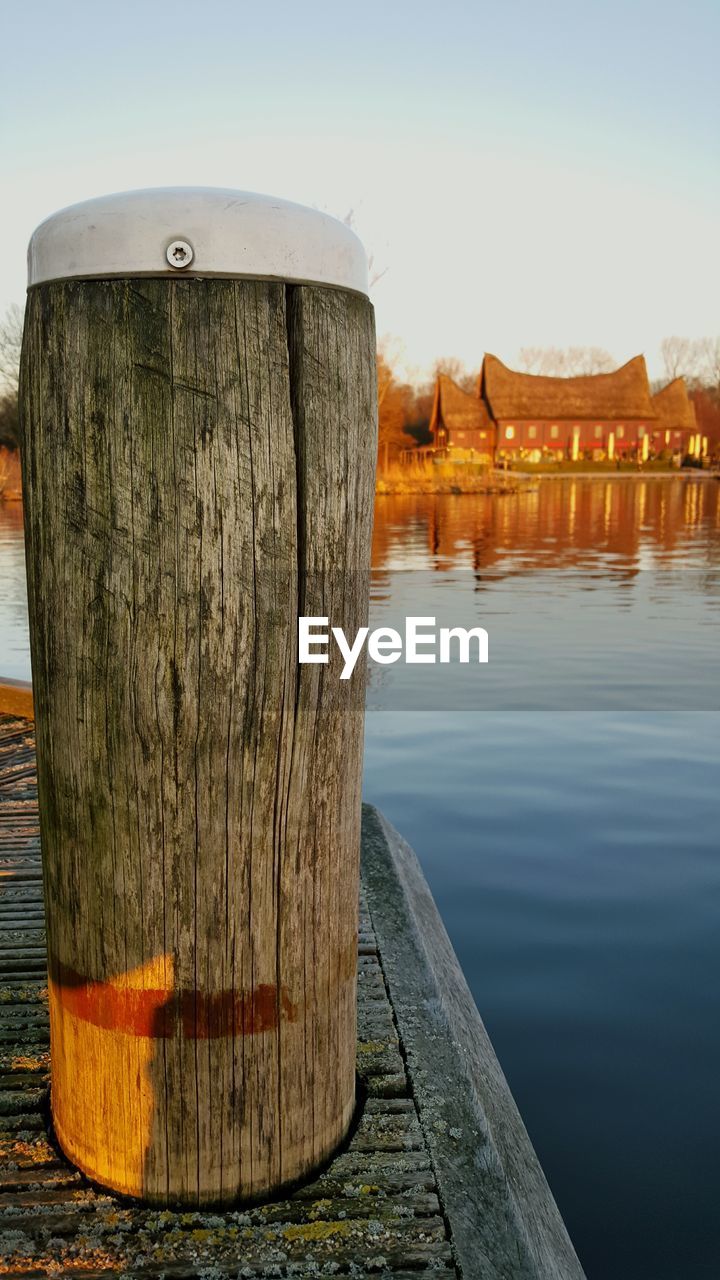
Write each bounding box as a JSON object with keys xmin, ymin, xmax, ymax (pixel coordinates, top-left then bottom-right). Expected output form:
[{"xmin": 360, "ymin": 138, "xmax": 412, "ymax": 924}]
[{"xmin": 19, "ymin": 188, "xmax": 377, "ymax": 1204}]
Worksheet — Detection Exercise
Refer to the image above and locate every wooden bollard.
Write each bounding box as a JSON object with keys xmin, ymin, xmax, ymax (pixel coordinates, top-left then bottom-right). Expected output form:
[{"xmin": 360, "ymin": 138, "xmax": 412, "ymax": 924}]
[{"xmin": 20, "ymin": 188, "xmax": 377, "ymax": 1204}]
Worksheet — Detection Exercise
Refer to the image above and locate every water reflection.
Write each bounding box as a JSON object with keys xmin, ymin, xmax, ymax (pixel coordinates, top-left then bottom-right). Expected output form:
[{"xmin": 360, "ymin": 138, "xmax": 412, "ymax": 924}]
[
  {"xmin": 371, "ymin": 477, "xmax": 720, "ymax": 577},
  {"xmin": 364, "ymin": 478, "xmax": 720, "ymax": 1279},
  {"xmin": 368, "ymin": 479, "xmax": 720, "ymax": 711},
  {"xmin": 3, "ymin": 478, "xmax": 720, "ymax": 702}
]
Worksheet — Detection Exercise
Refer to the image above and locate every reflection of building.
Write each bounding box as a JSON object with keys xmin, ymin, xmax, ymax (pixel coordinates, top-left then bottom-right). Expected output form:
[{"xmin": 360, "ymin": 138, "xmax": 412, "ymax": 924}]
[
  {"xmin": 480, "ymin": 354, "xmax": 658, "ymax": 461},
  {"xmin": 427, "ymin": 375, "xmax": 496, "ymax": 464},
  {"xmin": 372, "ymin": 477, "xmax": 720, "ymax": 577}
]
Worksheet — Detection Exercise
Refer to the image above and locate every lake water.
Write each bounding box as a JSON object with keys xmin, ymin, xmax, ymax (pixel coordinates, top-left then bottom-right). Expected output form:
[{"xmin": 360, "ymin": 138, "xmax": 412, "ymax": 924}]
[
  {"xmin": 0, "ymin": 502, "xmax": 29, "ymax": 681},
  {"xmin": 2, "ymin": 477, "xmax": 720, "ymax": 1278}
]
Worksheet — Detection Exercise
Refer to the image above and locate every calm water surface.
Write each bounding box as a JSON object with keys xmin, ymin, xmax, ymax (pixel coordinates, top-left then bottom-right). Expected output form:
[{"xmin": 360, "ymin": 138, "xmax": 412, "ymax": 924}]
[
  {"xmin": 365, "ymin": 477, "xmax": 720, "ymax": 1280},
  {"xmin": 2, "ymin": 477, "xmax": 720, "ymax": 1278},
  {"xmin": 0, "ymin": 502, "xmax": 28, "ymax": 680}
]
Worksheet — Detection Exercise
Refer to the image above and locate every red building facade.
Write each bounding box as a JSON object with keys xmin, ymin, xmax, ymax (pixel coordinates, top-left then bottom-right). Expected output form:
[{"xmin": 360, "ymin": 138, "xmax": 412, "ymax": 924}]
[
  {"xmin": 428, "ymin": 374, "xmax": 496, "ymax": 464},
  {"xmin": 650, "ymin": 378, "xmax": 698, "ymax": 456},
  {"xmin": 426, "ymin": 358, "xmax": 700, "ymax": 466},
  {"xmin": 479, "ymin": 354, "xmax": 659, "ymax": 461}
]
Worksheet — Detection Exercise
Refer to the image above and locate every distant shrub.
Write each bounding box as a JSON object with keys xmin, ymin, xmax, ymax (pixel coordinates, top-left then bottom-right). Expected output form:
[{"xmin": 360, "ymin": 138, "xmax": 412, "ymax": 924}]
[
  {"xmin": 0, "ymin": 446, "xmax": 22, "ymax": 500},
  {"xmin": 0, "ymin": 390, "xmax": 19, "ymax": 450}
]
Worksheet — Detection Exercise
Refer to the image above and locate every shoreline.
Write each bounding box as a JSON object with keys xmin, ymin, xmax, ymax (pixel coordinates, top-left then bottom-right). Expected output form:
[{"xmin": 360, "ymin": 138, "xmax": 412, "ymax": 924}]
[
  {"xmin": 509, "ymin": 468, "xmax": 718, "ymax": 482},
  {"xmin": 375, "ymin": 468, "xmax": 718, "ymax": 496},
  {"xmin": 375, "ymin": 480, "xmax": 523, "ymax": 496}
]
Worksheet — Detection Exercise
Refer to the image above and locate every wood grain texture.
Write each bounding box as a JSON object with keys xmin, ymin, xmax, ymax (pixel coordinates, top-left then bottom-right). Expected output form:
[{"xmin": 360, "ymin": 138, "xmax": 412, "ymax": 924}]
[
  {"xmin": 0, "ymin": 717, "xmax": 458, "ymax": 1277},
  {"xmin": 19, "ymin": 277, "xmax": 376, "ymax": 1204}
]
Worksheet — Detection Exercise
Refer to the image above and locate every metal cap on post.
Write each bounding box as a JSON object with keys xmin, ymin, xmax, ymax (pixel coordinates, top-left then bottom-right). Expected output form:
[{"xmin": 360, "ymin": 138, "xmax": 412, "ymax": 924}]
[
  {"xmin": 27, "ymin": 187, "xmax": 369, "ymax": 293},
  {"xmin": 20, "ymin": 188, "xmax": 377, "ymax": 1205}
]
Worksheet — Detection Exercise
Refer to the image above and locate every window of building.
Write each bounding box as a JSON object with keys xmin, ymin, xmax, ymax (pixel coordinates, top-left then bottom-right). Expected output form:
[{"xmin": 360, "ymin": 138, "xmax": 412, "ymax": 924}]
[
  {"xmin": 594, "ymin": 425, "xmax": 602, "ymax": 438},
  {"xmin": 506, "ymin": 426, "xmax": 515, "ymax": 440},
  {"xmin": 617, "ymin": 425, "xmax": 625, "ymax": 438},
  {"xmin": 550, "ymin": 424, "xmax": 559, "ymax": 439},
  {"xmin": 638, "ymin": 425, "xmax": 645, "ymax": 437},
  {"xmin": 528, "ymin": 425, "xmax": 537, "ymax": 439}
]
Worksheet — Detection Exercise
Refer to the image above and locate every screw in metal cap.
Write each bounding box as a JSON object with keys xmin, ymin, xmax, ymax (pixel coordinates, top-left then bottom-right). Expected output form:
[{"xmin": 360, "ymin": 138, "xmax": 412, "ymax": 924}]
[{"xmin": 166, "ymin": 240, "xmax": 194, "ymax": 269}]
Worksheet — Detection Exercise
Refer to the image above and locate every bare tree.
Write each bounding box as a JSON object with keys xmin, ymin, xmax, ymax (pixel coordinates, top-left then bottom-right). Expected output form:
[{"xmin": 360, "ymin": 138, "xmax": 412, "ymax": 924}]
[
  {"xmin": 432, "ymin": 356, "xmax": 478, "ymax": 394},
  {"xmin": 564, "ymin": 346, "xmax": 616, "ymax": 375},
  {"xmin": 377, "ymin": 351, "xmax": 394, "ymax": 410},
  {"xmin": 0, "ymin": 304, "xmax": 23, "ymax": 392},
  {"xmin": 660, "ymin": 337, "xmax": 705, "ymax": 384},
  {"xmin": 342, "ymin": 209, "xmax": 387, "ymax": 288},
  {"xmin": 697, "ymin": 337, "xmax": 720, "ymax": 390},
  {"xmin": 367, "ymin": 255, "xmax": 388, "ymax": 289},
  {"xmin": 0, "ymin": 305, "xmax": 23, "ymax": 450},
  {"xmin": 518, "ymin": 345, "xmax": 615, "ymax": 376},
  {"xmin": 518, "ymin": 346, "xmax": 566, "ymax": 375},
  {"xmin": 0, "ymin": 393, "xmax": 19, "ymax": 449}
]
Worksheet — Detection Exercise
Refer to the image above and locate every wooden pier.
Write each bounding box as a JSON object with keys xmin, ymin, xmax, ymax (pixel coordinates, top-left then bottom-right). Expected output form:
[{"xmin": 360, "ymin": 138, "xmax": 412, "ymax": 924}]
[{"xmin": 0, "ymin": 713, "xmax": 585, "ymax": 1278}]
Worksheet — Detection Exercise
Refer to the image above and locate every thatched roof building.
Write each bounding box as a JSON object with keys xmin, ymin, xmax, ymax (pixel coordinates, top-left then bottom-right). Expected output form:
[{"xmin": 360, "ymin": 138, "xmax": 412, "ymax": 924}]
[
  {"xmin": 430, "ymin": 374, "xmax": 494, "ymax": 436},
  {"xmin": 422, "ymin": 357, "xmax": 696, "ymax": 463},
  {"xmin": 429, "ymin": 375, "xmax": 496, "ymax": 459},
  {"xmin": 651, "ymin": 378, "xmax": 697, "ymax": 433},
  {"xmin": 479, "ymin": 354, "xmax": 656, "ymax": 421}
]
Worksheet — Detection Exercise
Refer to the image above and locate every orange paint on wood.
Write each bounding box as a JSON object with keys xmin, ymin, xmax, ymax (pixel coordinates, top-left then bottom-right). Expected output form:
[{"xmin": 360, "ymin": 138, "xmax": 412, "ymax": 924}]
[
  {"xmin": 0, "ymin": 680, "xmax": 34, "ymax": 720},
  {"xmin": 49, "ymin": 956, "xmax": 298, "ymax": 1039}
]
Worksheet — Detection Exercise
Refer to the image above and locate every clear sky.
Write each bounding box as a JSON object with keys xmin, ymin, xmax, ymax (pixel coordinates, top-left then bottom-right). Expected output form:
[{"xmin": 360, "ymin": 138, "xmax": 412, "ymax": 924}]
[{"xmin": 2, "ymin": 0, "xmax": 718, "ymax": 381}]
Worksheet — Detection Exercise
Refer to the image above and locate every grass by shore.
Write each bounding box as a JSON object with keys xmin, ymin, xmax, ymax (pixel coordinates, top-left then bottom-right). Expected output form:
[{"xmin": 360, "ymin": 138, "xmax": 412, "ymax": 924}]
[
  {"xmin": 375, "ymin": 458, "xmax": 717, "ymax": 494},
  {"xmin": 376, "ymin": 463, "xmax": 523, "ymax": 496}
]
